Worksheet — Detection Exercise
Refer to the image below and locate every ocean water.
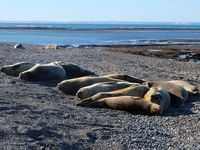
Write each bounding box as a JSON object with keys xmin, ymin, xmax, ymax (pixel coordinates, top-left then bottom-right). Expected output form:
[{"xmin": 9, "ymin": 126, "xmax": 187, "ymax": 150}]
[{"xmin": 0, "ymin": 22, "xmax": 200, "ymax": 45}]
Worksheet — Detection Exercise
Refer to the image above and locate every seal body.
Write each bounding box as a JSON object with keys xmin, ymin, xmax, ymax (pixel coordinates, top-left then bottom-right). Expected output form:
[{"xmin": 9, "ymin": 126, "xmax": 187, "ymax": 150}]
[
  {"xmin": 144, "ymin": 87, "xmax": 171, "ymax": 111},
  {"xmin": 57, "ymin": 76, "xmax": 123, "ymax": 95},
  {"xmin": 145, "ymin": 81, "xmax": 188, "ymax": 106},
  {"xmin": 79, "ymin": 85, "xmax": 149, "ymax": 102},
  {"xmin": 168, "ymin": 80, "xmax": 199, "ymax": 95},
  {"xmin": 0, "ymin": 62, "xmax": 35, "ymax": 76},
  {"xmin": 54, "ymin": 61, "xmax": 96, "ymax": 78},
  {"xmin": 103, "ymin": 73, "xmax": 145, "ymax": 84},
  {"xmin": 76, "ymin": 81, "xmax": 139, "ymax": 100},
  {"xmin": 77, "ymin": 96, "xmax": 163, "ymax": 115},
  {"xmin": 19, "ymin": 63, "xmax": 66, "ymax": 81}
]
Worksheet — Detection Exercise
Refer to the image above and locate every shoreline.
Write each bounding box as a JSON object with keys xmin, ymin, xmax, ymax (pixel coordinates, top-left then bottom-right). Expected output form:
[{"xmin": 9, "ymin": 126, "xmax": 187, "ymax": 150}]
[
  {"xmin": 1, "ymin": 26, "xmax": 200, "ymax": 31},
  {"xmin": 2, "ymin": 41, "xmax": 199, "ymax": 63}
]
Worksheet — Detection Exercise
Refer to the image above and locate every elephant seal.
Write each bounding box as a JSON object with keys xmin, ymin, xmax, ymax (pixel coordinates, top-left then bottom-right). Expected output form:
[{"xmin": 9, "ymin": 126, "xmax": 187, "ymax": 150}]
[
  {"xmin": 57, "ymin": 76, "xmax": 123, "ymax": 95},
  {"xmin": 103, "ymin": 73, "xmax": 146, "ymax": 84},
  {"xmin": 54, "ymin": 61, "xmax": 96, "ymax": 78},
  {"xmin": 0, "ymin": 62, "xmax": 36, "ymax": 76},
  {"xmin": 144, "ymin": 81, "xmax": 188, "ymax": 106},
  {"xmin": 19, "ymin": 62, "xmax": 66, "ymax": 81},
  {"xmin": 76, "ymin": 81, "xmax": 139, "ymax": 100},
  {"xmin": 77, "ymin": 96, "xmax": 163, "ymax": 115},
  {"xmin": 168, "ymin": 80, "xmax": 199, "ymax": 95},
  {"xmin": 144, "ymin": 87, "xmax": 171, "ymax": 111},
  {"xmin": 79, "ymin": 85, "xmax": 149, "ymax": 102}
]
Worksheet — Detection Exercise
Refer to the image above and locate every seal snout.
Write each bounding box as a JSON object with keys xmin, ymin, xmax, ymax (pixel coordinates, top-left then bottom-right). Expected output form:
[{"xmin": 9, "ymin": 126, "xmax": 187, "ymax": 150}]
[
  {"xmin": 151, "ymin": 104, "xmax": 163, "ymax": 115},
  {"xmin": 76, "ymin": 91, "xmax": 83, "ymax": 99},
  {"xmin": 57, "ymin": 82, "xmax": 63, "ymax": 90},
  {"xmin": 19, "ymin": 72, "xmax": 28, "ymax": 80},
  {"xmin": 57, "ymin": 82, "xmax": 68, "ymax": 93}
]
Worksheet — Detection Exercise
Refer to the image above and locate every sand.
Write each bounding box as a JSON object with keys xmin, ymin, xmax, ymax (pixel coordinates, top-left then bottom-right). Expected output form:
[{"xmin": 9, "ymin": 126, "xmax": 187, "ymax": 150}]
[{"xmin": 0, "ymin": 42, "xmax": 200, "ymax": 149}]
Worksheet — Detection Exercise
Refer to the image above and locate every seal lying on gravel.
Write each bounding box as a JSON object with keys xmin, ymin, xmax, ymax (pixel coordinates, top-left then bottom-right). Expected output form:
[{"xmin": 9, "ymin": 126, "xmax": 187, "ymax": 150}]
[
  {"xmin": 103, "ymin": 73, "xmax": 146, "ymax": 84},
  {"xmin": 1, "ymin": 61, "xmax": 96, "ymax": 79},
  {"xmin": 78, "ymin": 85, "xmax": 149, "ymax": 102},
  {"xmin": 76, "ymin": 81, "xmax": 140, "ymax": 100},
  {"xmin": 0, "ymin": 62, "xmax": 36, "ymax": 76},
  {"xmin": 54, "ymin": 61, "xmax": 96, "ymax": 78},
  {"xmin": 77, "ymin": 96, "xmax": 163, "ymax": 115},
  {"xmin": 57, "ymin": 76, "xmax": 123, "ymax": 95},
  {"xmin": 19, "ymin": 62, "xmax": 66, "ymax": 81},
  {"xmin": 144, "ymin": 87, "xmax": 171, "ymax": 111},
  {"xmin": 144, "ymin": 81, "xmax": 188, "ymax": 106},
  {"xmin": 168, "ymin": 80, "xmax": 199, "ymax": 95}
]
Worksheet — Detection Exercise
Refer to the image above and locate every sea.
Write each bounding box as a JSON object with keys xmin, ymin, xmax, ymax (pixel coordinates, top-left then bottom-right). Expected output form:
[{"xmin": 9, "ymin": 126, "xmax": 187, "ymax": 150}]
[{"xmin": 0, "ymin": 22, "xmax": 200, "ymax": 46}]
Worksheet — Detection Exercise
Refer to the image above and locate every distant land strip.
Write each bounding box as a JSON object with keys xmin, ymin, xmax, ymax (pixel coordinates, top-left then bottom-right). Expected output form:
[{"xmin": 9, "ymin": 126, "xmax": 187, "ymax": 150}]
[{"xmin": 0, "ymin": 27, "xmax": 200, "ymax": 31}]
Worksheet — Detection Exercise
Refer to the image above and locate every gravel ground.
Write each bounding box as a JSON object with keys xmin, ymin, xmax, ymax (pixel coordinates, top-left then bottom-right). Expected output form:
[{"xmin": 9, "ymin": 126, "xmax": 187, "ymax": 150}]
[{"xmin": 0, "ymin": 42, "xmax": 200, "ymax": 150}]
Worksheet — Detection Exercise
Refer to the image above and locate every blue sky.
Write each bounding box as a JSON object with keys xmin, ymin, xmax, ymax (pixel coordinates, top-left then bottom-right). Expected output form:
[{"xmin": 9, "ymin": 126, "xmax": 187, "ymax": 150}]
[{"xmin": 0, "ymin": 0, "xmax": 200, "ymax": 22}]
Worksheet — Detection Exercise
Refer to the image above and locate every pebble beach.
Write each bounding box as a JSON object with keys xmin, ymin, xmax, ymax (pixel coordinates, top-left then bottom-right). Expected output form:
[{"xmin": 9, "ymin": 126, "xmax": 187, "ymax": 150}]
[{"xmin": 0, "ymin": 42, "xmax": 200, "ymax": 149}]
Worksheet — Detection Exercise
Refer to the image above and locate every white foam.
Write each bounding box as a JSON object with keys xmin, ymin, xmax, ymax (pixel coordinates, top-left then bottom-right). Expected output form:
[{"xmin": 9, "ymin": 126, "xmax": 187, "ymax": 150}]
[{"xmin": 148, "ymin": 49, "xmax": 162, "ymax": 52}]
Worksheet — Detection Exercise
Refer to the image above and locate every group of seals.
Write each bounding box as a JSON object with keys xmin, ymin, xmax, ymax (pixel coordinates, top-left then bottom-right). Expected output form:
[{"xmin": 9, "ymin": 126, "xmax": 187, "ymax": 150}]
[
  {"xmin": 0, "ymin": 61, "xmax": 96, "ymax": 81},
  {"xmin": 58, "ymin": 74, "xmax": 199, "ymax": 115},
  {"xmin": 1, "ymin": 62, "xmax": 199, "ymax": 115}
]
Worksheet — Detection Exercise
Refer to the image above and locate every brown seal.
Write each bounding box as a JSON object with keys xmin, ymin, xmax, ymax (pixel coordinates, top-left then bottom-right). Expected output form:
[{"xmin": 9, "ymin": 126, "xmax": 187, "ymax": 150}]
[
  {"xmin": 144, "ymin": 87, "xmax": 171, "ymax": 111},
  {"xmin": 144, "ymin": 81, "xmax": 188, "ymax": 106},
  {"xmin": 77, "ymin": 96, "xmax": 163, "ymax": 115},
  {"xmin": 78, "ymin": 85, "xmax": 149, "ymax": 102},
  {"xmin": 19, "ymin": 63, "xmax": 66, "ymax": 81},
  {"xmin": 103, "ymin": 73, "xmax": 146, "ymax": 84},
  {"xmin": 168, "ymin": 80, "xmax": 199, "ymax": 95},
  {"xmin": 54, "ymin": 61, "xmax": 96, "ymax": 78},
  {"xmin": 76, "ymin": 81, "xmax": 139, "ymax": 100},
  {"xmin": 57, "ymin": 76, "xmax": 124, "ymax": 95},
  {"xmin": 0, "ymin": 62, "xmax": 35, "ymax": 76}
]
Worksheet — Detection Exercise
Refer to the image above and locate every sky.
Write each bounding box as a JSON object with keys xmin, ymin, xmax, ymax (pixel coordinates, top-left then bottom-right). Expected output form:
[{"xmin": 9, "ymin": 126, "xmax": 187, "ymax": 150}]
[{"xmin": 0, "ymin": 0, "xmax": 200, "ymax": 23}]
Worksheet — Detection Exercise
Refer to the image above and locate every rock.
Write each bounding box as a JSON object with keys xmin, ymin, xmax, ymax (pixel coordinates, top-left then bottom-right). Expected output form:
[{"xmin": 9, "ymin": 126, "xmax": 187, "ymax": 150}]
[
  {"xmin": 14, "ymin": 43, "xmax": 24, "ymax": 49},
  {"xmin": 44, "ymin": 44, "xmax": 58, "ymax": 50}
]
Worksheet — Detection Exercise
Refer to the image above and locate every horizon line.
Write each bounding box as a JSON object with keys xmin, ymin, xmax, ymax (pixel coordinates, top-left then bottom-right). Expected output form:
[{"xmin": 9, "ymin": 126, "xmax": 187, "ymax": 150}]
[{"xmin": 0, "ymin": 21, "xmax": 200, "ymax": 24}]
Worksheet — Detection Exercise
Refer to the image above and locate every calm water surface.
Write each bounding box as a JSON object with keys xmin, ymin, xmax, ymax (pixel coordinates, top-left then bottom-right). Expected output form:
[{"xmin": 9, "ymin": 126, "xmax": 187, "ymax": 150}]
[{"xmin": 0, "ymin": 23, "xmax": 200, "ymax": 45}]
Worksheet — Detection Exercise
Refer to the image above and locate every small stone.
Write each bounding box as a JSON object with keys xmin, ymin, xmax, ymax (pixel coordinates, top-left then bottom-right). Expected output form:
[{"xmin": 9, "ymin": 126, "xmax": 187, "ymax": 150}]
[
  {"xmin": 44, "ymin": 44, "xmax": 58, "ymax": 50},
  {"xmin": 14, "ymin": 43, "xmax": 24, "ymax": 49}
]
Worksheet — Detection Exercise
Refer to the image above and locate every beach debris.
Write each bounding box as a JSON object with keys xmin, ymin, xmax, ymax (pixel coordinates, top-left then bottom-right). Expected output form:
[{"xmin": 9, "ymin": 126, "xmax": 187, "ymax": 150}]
[
  {"xmin": 44, "ymin": 44, "xmax": 58, "ymax": 49},
  {"xmin": 14, "ymin": 43, "xmax": 25, "ymax": 49},
  {"xmin": 178, "ymin": 52, "xmax": 200, "ymax": 63}
]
